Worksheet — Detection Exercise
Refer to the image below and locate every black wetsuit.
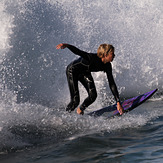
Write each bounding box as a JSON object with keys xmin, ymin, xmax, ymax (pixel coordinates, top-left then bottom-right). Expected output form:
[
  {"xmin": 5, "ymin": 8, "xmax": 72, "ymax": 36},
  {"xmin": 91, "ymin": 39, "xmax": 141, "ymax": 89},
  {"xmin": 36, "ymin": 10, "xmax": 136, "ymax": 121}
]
[{"xmin": 66, "ymin": 45, "xmax": 120, "ymax": 112}]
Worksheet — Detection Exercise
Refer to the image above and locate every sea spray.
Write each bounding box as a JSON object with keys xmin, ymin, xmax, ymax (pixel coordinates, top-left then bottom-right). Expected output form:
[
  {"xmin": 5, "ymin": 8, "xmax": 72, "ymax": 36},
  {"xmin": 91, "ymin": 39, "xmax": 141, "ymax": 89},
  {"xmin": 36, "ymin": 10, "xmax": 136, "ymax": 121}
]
[{"xmin": 0, "ymin": 0, "xmax": 162, "ymax": 154}]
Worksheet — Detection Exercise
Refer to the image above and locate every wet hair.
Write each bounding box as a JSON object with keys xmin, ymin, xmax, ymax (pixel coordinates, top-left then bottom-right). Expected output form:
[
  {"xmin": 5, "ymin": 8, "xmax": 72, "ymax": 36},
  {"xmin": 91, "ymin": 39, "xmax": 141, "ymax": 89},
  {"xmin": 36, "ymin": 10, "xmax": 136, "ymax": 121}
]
[{"xmin": 97, "ymin": 44, "xmax": 114, "ymax": 58}]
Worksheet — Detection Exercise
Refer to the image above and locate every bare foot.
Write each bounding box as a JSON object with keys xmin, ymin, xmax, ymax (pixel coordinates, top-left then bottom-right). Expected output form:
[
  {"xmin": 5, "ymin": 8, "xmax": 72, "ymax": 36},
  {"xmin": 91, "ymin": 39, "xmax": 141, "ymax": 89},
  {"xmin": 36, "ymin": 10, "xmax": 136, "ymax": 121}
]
[{"xmin": 77, "ymin": 108, "xmax": 84, "ymax": 115}]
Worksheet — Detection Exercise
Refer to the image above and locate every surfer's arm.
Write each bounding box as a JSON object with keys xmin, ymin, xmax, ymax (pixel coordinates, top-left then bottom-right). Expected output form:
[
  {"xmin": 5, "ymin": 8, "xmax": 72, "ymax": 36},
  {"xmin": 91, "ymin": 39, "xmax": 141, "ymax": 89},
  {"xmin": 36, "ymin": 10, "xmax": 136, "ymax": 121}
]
[
  {"xmin": 107, "ymin": 74, "xmax": 120, "ymax": 102},
  {"xmin": 56, "ymin": 43, "xmax": 69, "ymax": 49},
  {"xmin": 106, "ymin": 66, "xmax": 120, "ymax": 102},
  {"xmin": 106, "ymin": 66, "xmax": 124, "ymax": 115},
  {"xmin": 56, "ymin": 43, "xmax": 91, "ymax": 60},
  {"xmin": 117, "ymin": 102, "xmax": 124, "ymax": 115}
]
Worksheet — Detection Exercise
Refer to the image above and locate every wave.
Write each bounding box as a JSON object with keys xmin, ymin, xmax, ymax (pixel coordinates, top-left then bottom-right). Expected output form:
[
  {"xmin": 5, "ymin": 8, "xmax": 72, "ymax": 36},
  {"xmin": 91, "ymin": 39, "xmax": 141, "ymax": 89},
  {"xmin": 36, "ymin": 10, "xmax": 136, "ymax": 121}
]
[
  {"xmin": 0, "ymin": 0, "xmax": 162, "ymax": 154},
  {"xmin": 0, "ymin": 92, "xmax": 162, "ymax": 154},
  {"xmin": 0, "ymin": 0, "xmax": 162, "ymax": 104}
]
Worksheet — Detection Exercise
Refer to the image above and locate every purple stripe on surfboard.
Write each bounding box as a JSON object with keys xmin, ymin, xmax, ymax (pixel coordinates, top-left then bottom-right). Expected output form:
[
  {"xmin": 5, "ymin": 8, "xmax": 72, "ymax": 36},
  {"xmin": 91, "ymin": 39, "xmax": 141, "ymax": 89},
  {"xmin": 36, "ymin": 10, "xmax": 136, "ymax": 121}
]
[
  {"xmin": 88, "ymin": 89, "xmax": 157, "ymax": 117},
  {"xmin": 112, "ymin": 88, "xmax": 157, "ymax": 115}
]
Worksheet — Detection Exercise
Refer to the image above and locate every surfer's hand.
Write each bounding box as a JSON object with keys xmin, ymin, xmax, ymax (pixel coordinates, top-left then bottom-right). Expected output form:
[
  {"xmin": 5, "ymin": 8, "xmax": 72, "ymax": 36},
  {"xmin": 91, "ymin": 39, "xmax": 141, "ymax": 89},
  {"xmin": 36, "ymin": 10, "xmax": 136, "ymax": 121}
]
[
  {"xmin": 117, "ymin": 102, "xmax": 124, "ymax": 115},
  {"xmin": 56, "ymin": 43, "xmax": 69, "ymax": 49}
]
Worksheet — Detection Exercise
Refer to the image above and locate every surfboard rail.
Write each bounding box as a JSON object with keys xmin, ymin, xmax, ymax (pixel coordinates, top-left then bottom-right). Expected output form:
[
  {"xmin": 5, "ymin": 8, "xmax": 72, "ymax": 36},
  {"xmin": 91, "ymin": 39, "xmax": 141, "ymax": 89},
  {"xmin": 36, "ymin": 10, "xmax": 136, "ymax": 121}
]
[{"xmin": 88, "ymin": 89, "xmax": 158, "ymax": 117}]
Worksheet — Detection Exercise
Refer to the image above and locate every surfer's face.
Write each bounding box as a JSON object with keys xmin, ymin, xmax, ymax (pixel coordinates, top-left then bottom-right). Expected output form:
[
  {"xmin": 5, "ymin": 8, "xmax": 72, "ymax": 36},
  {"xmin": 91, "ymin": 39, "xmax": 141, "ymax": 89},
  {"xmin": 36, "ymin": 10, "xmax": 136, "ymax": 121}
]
[{"xmin": 102, "ymin": 50, "xmax": 115, "ymax": 63}]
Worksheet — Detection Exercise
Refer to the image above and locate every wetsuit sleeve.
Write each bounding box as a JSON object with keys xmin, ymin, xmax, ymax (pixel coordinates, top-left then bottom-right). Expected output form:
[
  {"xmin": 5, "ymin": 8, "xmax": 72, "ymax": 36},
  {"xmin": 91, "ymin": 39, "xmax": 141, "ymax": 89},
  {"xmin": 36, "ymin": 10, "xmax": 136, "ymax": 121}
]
[
  {"xmin": 106, "ymin": 64, "xmax": 120, "ymax": 102},
  {"xmin": 67, "ymin": 45, "xmax": 91, "ymax": 61}
]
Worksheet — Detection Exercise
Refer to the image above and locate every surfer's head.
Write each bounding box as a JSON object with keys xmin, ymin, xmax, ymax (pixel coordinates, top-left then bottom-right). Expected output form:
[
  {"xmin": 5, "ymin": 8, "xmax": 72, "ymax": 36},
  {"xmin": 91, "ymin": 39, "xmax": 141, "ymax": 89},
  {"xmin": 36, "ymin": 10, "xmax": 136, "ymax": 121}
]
[{"xmin": 97, "ymin": 44, "xmax": 115, "ymax": 63}]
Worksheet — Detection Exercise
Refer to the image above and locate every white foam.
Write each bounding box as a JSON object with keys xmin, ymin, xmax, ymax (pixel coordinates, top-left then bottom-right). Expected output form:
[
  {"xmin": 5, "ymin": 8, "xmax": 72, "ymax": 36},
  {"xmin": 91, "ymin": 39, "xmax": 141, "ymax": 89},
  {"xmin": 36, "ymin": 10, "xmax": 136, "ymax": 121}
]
[{"xmin": 0, "ymin": 0, "xmax": 162, "ymax": 151}]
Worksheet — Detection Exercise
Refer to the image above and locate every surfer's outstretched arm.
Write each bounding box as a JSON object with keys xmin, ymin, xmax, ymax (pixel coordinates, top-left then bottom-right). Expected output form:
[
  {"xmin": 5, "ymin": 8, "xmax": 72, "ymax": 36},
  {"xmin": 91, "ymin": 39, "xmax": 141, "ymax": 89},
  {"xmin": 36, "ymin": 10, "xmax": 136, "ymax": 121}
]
[
  {"xmin": 56, "ymin": 43, "xmax": 91, "ymax": 60},
  {"xmin": 56, "ymin": 43, "xmax": 69, "ymax": 49}
]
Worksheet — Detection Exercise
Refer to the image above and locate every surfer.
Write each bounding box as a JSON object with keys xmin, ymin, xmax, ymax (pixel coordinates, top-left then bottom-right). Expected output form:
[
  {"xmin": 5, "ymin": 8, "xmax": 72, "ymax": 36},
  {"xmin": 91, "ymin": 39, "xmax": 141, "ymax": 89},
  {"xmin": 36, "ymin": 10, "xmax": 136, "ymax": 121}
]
[{"xmin": 56, "ymin": 43, "xmax": 124, "ymax": 115}]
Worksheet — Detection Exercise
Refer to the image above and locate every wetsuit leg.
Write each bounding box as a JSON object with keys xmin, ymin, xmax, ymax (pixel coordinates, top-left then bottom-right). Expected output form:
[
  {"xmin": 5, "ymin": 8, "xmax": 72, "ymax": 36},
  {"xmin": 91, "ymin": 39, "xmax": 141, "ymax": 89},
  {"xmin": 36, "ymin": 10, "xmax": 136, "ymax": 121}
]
[
  {"xmin": 66, "ymin": 64, "xmax": 80, "ymax": 112},
  {"xmin": 79, "ymin": 73, "xmax": 97, "ymax": 111}
]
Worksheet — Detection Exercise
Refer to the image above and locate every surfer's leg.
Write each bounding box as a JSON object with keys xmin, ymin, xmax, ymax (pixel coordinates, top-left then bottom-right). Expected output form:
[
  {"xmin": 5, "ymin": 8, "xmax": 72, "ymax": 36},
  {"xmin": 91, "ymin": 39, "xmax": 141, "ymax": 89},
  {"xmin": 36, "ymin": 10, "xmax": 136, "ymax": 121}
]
[
  {"xmin": 66, "ymin": 64, "xmax": 80, "ymax": 112},
  {"xmin": 79, "ymin": 73, "xmax": 97, "ymax": 112}
]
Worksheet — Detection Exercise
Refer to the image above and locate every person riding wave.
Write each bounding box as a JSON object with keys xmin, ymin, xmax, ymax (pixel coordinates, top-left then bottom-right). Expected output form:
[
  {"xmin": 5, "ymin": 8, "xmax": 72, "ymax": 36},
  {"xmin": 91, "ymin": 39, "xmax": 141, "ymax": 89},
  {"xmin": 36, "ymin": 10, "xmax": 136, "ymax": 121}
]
[{"xmin": 56, "ymin": 43, "xmax": 124, "ymax": 115}]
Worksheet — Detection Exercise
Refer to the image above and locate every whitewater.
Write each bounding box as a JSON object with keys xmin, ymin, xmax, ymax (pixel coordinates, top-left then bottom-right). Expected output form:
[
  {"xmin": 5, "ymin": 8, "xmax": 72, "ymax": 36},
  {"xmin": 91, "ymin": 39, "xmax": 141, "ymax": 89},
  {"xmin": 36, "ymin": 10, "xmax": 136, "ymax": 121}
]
[{"xmin": 0, "ymin": 0, "xmax": 163, "ymax": 162}]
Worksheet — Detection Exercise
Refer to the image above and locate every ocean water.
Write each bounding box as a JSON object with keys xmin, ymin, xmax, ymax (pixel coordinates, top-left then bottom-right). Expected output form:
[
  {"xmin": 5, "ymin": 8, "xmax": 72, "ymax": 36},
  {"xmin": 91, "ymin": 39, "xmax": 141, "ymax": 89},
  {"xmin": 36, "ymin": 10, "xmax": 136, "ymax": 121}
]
[{"xmin": 0, "ymin": 0, "xmax": 163, "ymax": 162}]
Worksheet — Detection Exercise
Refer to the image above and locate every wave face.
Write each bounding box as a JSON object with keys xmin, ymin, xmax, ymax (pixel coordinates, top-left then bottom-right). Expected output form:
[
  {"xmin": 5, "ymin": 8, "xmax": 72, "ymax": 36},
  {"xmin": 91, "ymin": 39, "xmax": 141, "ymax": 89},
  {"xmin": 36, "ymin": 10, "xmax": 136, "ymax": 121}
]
[{"xmin": 0, "ymin": 0, "xmax": 162, "ymax": 153}]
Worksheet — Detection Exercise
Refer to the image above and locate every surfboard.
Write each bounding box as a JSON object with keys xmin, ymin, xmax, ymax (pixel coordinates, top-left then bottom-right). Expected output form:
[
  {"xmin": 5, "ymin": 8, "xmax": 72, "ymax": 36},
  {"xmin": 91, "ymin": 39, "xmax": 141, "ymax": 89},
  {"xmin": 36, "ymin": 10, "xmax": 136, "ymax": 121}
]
[{"xmin": 88, "ymin": 89, "xmax": 157, "ymax": 118}]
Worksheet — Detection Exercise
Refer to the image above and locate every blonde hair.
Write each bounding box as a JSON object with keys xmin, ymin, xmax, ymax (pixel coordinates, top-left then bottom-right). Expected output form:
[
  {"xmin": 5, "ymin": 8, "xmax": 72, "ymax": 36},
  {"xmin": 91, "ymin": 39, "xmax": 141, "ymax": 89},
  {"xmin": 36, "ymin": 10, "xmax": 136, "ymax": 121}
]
[{"xmin": 97, "ymin": 44, "xmax": 114, "ymax": 58}]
